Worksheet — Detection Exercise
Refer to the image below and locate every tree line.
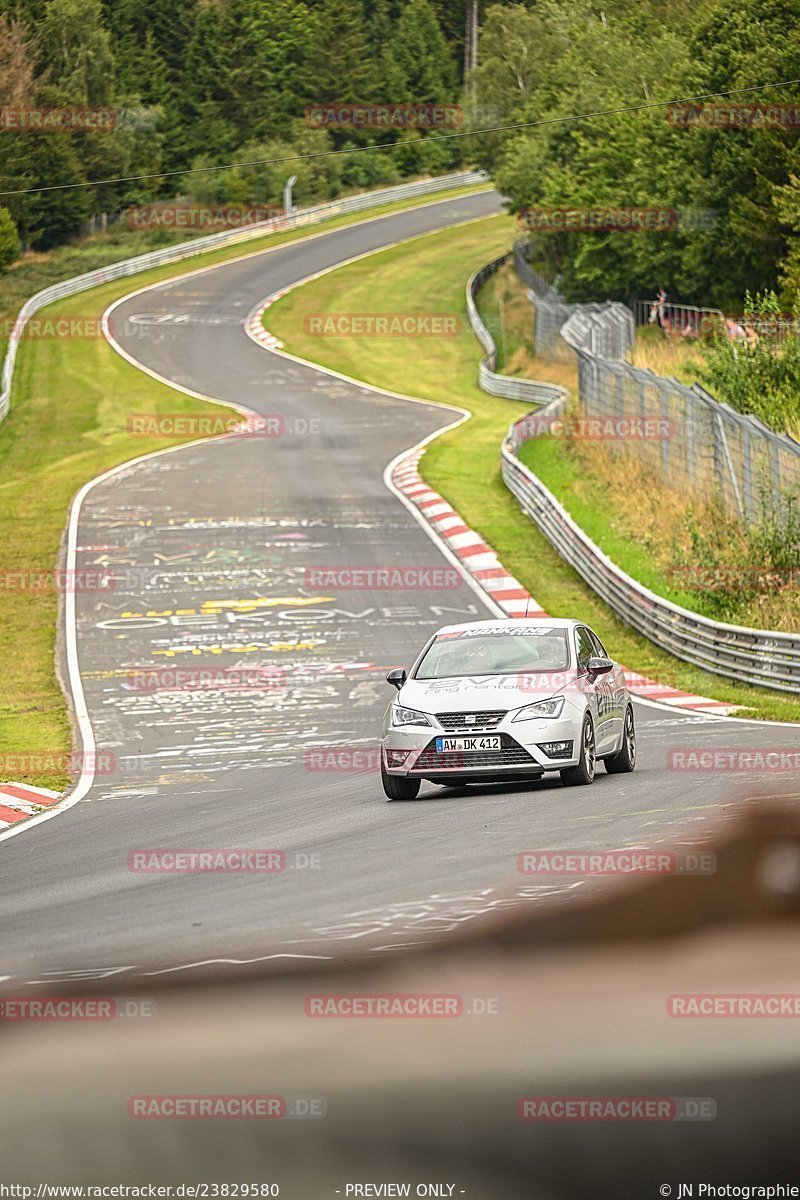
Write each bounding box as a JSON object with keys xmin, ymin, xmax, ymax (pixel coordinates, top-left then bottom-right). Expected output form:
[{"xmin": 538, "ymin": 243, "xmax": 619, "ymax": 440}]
[
  {"xmin": 468, "ymin": 0, "xmax": 800, "ymax": 310},
  {"xmin": 1, "ymin": 0, "xmax": 800, "ymax": 316},
  {"xmin": 0, "ymin": 0, "xmax": 477, "ymax": 256}
]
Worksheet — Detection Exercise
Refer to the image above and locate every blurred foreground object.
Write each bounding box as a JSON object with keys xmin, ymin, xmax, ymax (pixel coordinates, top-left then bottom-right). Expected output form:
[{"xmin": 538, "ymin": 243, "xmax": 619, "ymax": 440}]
[{"xmin": 2, "ymin": 802, "xmax": 800, "ymax": 1196}]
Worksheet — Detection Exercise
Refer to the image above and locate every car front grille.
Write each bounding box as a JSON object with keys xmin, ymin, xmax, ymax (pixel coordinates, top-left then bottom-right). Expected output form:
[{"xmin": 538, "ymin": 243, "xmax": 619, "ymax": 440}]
[
  {"xmin": 414, "ymin": 734, "xmax": 535, "ymax": 771},
  {"xmin": 434, "ymin": 709, "xmax": 507, "ymax": 733}
]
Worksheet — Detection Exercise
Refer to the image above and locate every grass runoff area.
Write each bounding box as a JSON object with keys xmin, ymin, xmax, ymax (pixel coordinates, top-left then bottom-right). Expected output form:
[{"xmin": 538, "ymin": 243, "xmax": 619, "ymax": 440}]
[
  {"xmin": 265, "ymin": 215, "xmax": 800, "ymax": 724},
  {"xmin": 0, "ymin": 182, "xmax": 492, "ymax": 792}
]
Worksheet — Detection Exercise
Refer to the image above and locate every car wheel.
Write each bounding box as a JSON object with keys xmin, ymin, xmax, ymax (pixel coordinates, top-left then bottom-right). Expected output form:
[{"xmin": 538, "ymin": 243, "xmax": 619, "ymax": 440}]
[
  {"xmin": 560, "ymin": 714, "xmax": 596, "ymax": 787},
  {"xmin": 604, "ymin": 704, "xmax": 636, "ymax": 774},
  {"xmin": 381, "ymin": 767, "xmax": 421, "ymax": 801}
]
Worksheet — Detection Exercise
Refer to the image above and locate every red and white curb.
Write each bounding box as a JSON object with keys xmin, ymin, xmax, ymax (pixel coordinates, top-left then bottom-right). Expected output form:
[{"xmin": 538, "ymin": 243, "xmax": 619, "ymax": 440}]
[
  {"xmin": 246, "ymin": 296, "xmax": 285, "ymax": 350},
  {"xmin": 244, "ymin": 284, "xmax": 739, "ymax": 718},
  {"xmin": 0, "ymin": 783, "xmax": 61, "ymax": 830},
  {"xmin": 391, "ymin": 447, "xmax": 739, "ymax": 717}
]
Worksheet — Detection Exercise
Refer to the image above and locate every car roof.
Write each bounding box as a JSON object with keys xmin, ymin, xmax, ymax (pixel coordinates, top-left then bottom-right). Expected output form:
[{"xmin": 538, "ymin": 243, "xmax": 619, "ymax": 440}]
[{"xmin": 434, "ymin": 618, "xmax": 581, "ymax": 634}]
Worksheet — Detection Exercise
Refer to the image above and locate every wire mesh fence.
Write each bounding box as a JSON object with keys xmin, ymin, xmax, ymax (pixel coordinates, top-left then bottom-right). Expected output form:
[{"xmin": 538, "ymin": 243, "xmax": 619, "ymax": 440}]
[
  {"xmin": 502, "ymin": 406, "xmax": 800, "ymax": 693},
  {"xmin": 514, "ymin": 239, "xmax": 800, "ymax": 524}
]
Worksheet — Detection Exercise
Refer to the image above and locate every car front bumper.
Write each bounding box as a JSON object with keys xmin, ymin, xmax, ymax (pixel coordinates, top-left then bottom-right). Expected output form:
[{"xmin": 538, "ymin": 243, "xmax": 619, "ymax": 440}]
[{"xmin": 382, "ymin": 713, "xmax": 581, "ymax": 779}]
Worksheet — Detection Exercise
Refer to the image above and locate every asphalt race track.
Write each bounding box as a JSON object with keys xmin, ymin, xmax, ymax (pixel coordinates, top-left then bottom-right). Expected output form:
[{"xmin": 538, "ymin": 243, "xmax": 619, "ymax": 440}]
[{"xmin": 1, "ymin": 190, "xmax": 799, "ymax": 986}]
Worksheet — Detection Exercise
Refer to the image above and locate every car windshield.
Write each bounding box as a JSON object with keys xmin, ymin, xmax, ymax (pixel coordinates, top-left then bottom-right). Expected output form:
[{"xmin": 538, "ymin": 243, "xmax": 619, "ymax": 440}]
[{"xmin": 414, "ymin": 628, "xmax": 571, "ymax": 679}]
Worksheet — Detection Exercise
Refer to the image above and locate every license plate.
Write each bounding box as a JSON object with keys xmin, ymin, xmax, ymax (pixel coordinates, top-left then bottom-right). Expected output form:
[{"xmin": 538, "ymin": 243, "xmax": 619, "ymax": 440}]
[{"xmin": 435, "ymin": 736, "xmax": 501, "ymax": 753}]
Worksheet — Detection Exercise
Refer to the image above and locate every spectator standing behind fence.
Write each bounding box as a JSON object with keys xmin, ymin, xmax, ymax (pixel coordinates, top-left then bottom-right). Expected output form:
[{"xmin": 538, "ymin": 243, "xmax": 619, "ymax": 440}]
[
  {"xmin": 725, "ymin": 317, "xmax": 747, "ymax": 342},
  {"xmin": 649, "ymin": 287, "xmax": 668, "ymax": 329}
]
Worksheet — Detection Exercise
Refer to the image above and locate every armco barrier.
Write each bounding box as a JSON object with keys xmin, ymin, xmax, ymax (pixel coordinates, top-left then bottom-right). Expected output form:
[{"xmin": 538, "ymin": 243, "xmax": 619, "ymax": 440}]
[
  {"xmin": 0, "ymin": 170, "xmax": 488, "ymax": 426},
  {"xmin": 501, "ymin": 401, "xmax": 800, "ymax": 694},
  {"xmin": 466, "ymin": 252, "xmax": 568, "ymax": 407}
]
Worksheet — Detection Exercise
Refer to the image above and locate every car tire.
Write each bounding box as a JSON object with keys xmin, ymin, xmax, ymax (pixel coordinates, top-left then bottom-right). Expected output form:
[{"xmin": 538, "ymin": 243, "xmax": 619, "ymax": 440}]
[
  {"xmin": 604, "ymin": 704, "xmax": 636, "ymax": 773},
  {"xmin": 560, "ymin": 714, "xmax": 596, "ymax": 787},
  {"xmin": 381, "ymin": 767, "xmax": 421, "ymax": 801}
]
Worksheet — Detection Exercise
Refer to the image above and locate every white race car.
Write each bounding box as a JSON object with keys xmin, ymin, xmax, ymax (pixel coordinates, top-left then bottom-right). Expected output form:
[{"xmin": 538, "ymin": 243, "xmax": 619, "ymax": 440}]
[{"xmin": 380, "ymin": 618, "xmax": 635, "ymax": 800}]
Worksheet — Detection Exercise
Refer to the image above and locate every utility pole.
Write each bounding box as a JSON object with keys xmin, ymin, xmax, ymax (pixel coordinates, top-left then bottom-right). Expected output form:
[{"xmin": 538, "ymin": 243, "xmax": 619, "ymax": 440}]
[{"xmin": 463, "ymin": 0, "xmax": 479, "ymax": 107}]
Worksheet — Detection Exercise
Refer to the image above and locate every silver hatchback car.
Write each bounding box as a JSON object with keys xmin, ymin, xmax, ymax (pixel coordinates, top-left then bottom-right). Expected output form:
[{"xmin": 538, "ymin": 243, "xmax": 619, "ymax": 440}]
[{"xmin": 380, "ymin": 618, "xmax": 635, "ymax": 800}]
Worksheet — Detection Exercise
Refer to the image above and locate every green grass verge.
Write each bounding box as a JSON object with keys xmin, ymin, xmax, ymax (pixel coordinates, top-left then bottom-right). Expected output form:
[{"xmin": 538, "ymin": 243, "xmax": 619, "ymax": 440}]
[
  {"xmin": 265, "ymin": 215, "xmax": 800, "ymax": 724},
  {"xmin": 516, "ymin": 436, "xmax": 722, "ymax": 618},
  {"xmin": 476, "ymin": 259, "xmax": 579, "ymax": 395},
  {"xmin": 0, "ymin": 181, "xmax": 493, "ymax": 792}
]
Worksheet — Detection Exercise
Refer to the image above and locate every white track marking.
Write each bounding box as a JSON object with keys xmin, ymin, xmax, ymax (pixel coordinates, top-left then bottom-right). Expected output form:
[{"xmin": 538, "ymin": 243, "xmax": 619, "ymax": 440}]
[
  {"xmin": 0, "ymin": 193, "xmax": 500, "ymax": 845},
  {"xmin": 245, "ymin": 255, "xmax": 800, "ymax": 727},
  {"xmin": 3, "ymin": 193, "xmax": 796, "ymax": 851}
]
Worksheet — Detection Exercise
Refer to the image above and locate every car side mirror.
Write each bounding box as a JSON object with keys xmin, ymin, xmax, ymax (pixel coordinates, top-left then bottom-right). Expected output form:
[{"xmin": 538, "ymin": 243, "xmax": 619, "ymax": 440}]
[
  {"xmin": 586, "ymin": 656, "xmax": 614, "ymax": 679},
  {"xmin": 386, "ymin": 668, "xmax": 407, "ymax": 690}
]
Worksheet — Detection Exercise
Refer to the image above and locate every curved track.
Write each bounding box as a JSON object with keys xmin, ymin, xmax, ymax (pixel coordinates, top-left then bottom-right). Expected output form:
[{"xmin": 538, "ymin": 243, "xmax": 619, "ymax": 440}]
[{"xmin": 1, "ymin": 191, "xmax": 798, "ymax": 985}]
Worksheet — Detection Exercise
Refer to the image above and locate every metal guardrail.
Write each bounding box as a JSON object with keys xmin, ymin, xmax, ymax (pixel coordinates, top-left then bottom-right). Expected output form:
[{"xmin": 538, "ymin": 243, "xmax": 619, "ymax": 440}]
[
  {"xmin": 501, "ymin": 401, "xmax": 800, "ymax": 694},
  {"xmin": 0, "ymin": 170, "xmax": 488, "ymax": 426},
  {"xmin": 466, "ymin": 253, "xmax": 568, "ymax": 407},
  {"xmin": 469, "ymin": 244, "xmax": 799, "ymax": 692}
]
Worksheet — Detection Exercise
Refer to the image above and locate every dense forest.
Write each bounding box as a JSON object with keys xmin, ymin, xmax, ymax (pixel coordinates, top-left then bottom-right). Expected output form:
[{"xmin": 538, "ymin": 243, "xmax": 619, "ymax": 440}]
[
  {"xmin": 472, "ymin": 0, "xmax": 800, "ymax": 310},
  {"xmin": 0, "ymin": 0, "xmax": 799, "ymax": 310},
  {"xmin": 0, "ymin": 0, "xmax": 472, "ymax": 253}
]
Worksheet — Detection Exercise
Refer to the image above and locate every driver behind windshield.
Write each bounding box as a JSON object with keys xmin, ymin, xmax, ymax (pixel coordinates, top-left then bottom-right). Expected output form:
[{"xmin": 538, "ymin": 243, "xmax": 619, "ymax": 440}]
[{"xmin": 416, "ymin": 632, "xmax": 568, "ymax": 679}]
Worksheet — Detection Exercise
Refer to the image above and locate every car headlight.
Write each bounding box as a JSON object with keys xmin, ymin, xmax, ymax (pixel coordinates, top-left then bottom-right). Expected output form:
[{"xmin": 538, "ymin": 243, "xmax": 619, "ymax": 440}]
[
  {"xmin": 512, "ymin": 696, "xmax": 565, "ymax": 721},
  {"xmin": 391, "ymin": 705, "xmax": 432, "ymax": 728}
]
